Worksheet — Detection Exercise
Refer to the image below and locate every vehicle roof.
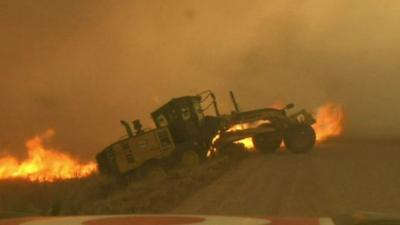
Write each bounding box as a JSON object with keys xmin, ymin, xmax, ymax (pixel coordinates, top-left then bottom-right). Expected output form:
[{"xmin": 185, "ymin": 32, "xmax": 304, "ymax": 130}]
[{"xmin": 151, "ymin": 95, "xmax": 201, "ymax": 116}]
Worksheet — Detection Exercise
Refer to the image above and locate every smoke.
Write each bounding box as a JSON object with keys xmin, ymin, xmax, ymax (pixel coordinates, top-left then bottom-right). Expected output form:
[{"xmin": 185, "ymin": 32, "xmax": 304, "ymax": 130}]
[{"xmin": 1, "ymin": 0, "xmax": 400, "ymax": 159}]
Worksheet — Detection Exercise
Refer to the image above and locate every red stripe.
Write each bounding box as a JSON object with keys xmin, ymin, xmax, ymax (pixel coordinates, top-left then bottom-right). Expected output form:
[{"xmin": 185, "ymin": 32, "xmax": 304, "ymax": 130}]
[
  {"xmin": 265, "ymin": 217, "xmax": 321, "ymax": 225},
  {"xmin": 84, "ymin": 216, "xmax": 205, "ymax": 225}
]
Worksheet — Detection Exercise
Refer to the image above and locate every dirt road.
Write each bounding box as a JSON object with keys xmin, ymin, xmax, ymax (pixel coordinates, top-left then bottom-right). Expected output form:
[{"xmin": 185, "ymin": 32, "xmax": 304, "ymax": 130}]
[{"xmin": 172, "ymin": 141, "xmax": 400, "ymax": 217}]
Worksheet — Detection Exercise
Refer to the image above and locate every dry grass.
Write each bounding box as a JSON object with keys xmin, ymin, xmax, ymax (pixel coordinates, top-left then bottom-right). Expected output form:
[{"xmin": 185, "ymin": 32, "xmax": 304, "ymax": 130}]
[{"xmin": 0, "ymin": 151, "xmax": 245, "ymax": 218}]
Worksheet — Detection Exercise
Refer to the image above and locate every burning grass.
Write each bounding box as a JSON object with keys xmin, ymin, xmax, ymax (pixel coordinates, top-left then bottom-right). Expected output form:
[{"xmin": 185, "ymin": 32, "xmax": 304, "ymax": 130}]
[
  {"xmin": 0, "ymin": 130, "xmax": 97, "ymax": 182},
  {"xmin": 0, "ymin": 150, "xmax": 243, "ymax": 218}
]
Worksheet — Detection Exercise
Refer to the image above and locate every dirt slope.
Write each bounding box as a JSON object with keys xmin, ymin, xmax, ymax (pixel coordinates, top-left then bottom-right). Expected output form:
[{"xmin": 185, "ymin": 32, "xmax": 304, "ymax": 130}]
[{"xmin": 172, "ymin": 141, "xmax": 400, "ymax": 217}]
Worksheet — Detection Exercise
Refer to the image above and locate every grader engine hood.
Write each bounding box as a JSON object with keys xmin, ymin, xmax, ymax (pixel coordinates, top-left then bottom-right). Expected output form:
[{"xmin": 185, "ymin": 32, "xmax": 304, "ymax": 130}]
[{"xmin": 228, "ymin": 108, "xmax": 286, "ymax": 125}]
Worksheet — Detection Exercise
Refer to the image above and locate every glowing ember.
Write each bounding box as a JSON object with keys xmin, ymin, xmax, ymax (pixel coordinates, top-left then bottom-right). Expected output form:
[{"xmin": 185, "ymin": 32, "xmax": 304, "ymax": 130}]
[
  {"xmin": 234, "ymin": 137, "xmax": 255, "ymax": 150},
  {"xmin": 227, "ymin": 120, "xmax": 270, "ymax": 132},
  {"xmin": 208, "ymin": 120, "xmax": 269, "ymax": 155},
  {"xmin": 312, "ymin": 103, "xmax": 345, "ymax": 142},
  {"xmin": 0, "ymin": 129, "xmax": 97, "ymax": 182},
  {"xmin": 229, "ymin": 120, "xmax": 270, "ymax": 151}
]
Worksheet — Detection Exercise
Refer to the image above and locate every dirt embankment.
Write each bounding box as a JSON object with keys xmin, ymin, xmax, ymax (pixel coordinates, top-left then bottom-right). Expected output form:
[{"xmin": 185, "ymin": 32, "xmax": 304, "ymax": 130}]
[
  {"xmin": 0, "ymin": 151, "xmax": 245, "ymax": 218},
  {"xmin": 173, "ymin": 141, "xmax": 400, "ymax": 217}
]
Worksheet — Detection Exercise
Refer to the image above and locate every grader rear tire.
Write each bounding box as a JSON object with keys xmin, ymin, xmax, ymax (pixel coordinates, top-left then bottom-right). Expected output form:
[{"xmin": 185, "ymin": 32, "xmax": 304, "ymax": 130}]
[{"xmin": 284, "ymin": 125, "xmax": 316, "ymax": 153}]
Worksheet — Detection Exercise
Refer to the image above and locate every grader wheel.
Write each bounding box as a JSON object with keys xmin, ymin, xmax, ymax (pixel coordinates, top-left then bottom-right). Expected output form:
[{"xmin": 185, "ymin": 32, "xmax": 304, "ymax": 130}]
[{"xmin": 284, "ymin": 125, "xmax": 316, "ymax": 153}]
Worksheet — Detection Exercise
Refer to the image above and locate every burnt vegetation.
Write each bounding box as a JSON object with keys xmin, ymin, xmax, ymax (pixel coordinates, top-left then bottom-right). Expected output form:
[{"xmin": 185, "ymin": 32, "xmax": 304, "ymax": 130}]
[{"xmin": 0, "ymin": 148, "xmax": 246, "ymax": 218}]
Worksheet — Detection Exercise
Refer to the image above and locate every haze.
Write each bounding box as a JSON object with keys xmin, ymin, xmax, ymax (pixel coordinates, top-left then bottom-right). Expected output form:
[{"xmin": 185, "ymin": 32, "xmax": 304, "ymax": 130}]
[{"xmin": 1, "ymin": 0, "xmax": 399, "ymax": 160}]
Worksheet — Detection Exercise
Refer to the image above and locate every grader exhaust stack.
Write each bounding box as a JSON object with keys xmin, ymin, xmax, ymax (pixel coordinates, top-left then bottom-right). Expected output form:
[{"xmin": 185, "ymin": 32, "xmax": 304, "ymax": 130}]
[
  {"xmin": 120, "ymin": 120, "xmax": 134, "ymax": 137},
  {"xmin": 230, "ymin": 91, "xmax": 240, "ymax": 113}
]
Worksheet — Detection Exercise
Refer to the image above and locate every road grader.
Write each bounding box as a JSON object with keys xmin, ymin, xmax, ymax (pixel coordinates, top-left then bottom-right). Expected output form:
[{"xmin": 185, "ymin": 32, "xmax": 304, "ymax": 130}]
[{"xmin": 96, "ymin": 90, "xmax": 316, "ymax": 177}]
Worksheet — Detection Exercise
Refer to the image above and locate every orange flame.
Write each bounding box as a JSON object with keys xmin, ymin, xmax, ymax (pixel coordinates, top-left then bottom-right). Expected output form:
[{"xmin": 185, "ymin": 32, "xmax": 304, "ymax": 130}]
[
  {"xmin": 234, "ymin": 137, "xmax": 255, "ymax": 150},
  {"xmin": 312, "ymin": 103, "xmax": 345, "ymax": 142},
  {"xmin": 208, "ymin": 120, "xmax": 269, "ymax": 155},
  {"xmin": 228, "ymin": 122, "xmax": 267, "ymax": 151},
  {"xmin": 0, "ymin": 129, "xmax": 97, "ymax": 182}
]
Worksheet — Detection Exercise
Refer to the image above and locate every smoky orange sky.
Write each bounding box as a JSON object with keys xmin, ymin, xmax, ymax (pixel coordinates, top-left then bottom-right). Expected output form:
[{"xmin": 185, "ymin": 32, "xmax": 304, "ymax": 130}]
[{"xmin": 1, "ymin": 0, "xmax": 400, "ymax": 160}]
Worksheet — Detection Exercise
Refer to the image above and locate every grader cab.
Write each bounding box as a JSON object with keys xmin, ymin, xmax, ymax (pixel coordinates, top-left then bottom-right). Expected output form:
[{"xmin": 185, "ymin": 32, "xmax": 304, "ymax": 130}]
[
  {"xmin": 150, "ymin": 91, "xmax": 223, "ymax": 158},
  {"xmin": 151, "ymin": 96, "xmax": 204, "ymax": 146},
  {"xmin": 96, "ymin": 93, "xmax": 217, "ymax": 177}
]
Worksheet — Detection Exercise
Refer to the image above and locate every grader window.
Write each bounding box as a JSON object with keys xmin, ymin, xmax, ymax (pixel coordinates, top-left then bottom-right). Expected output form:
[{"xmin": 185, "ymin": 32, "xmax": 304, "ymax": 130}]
[
  {"xmin": 156, "ymin": 114, "xmax": 168, "ymax": 127},
  {"xmin": 193, "ymin": 102, "xmax": 204, "ymax": 120},
  {"xmin": 181, "ymin": 107, "xmax": 191, "ymax": 121},
  {"xmin": 157, "ymin": 130, "xmax": 172, "ymax": 148}
]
